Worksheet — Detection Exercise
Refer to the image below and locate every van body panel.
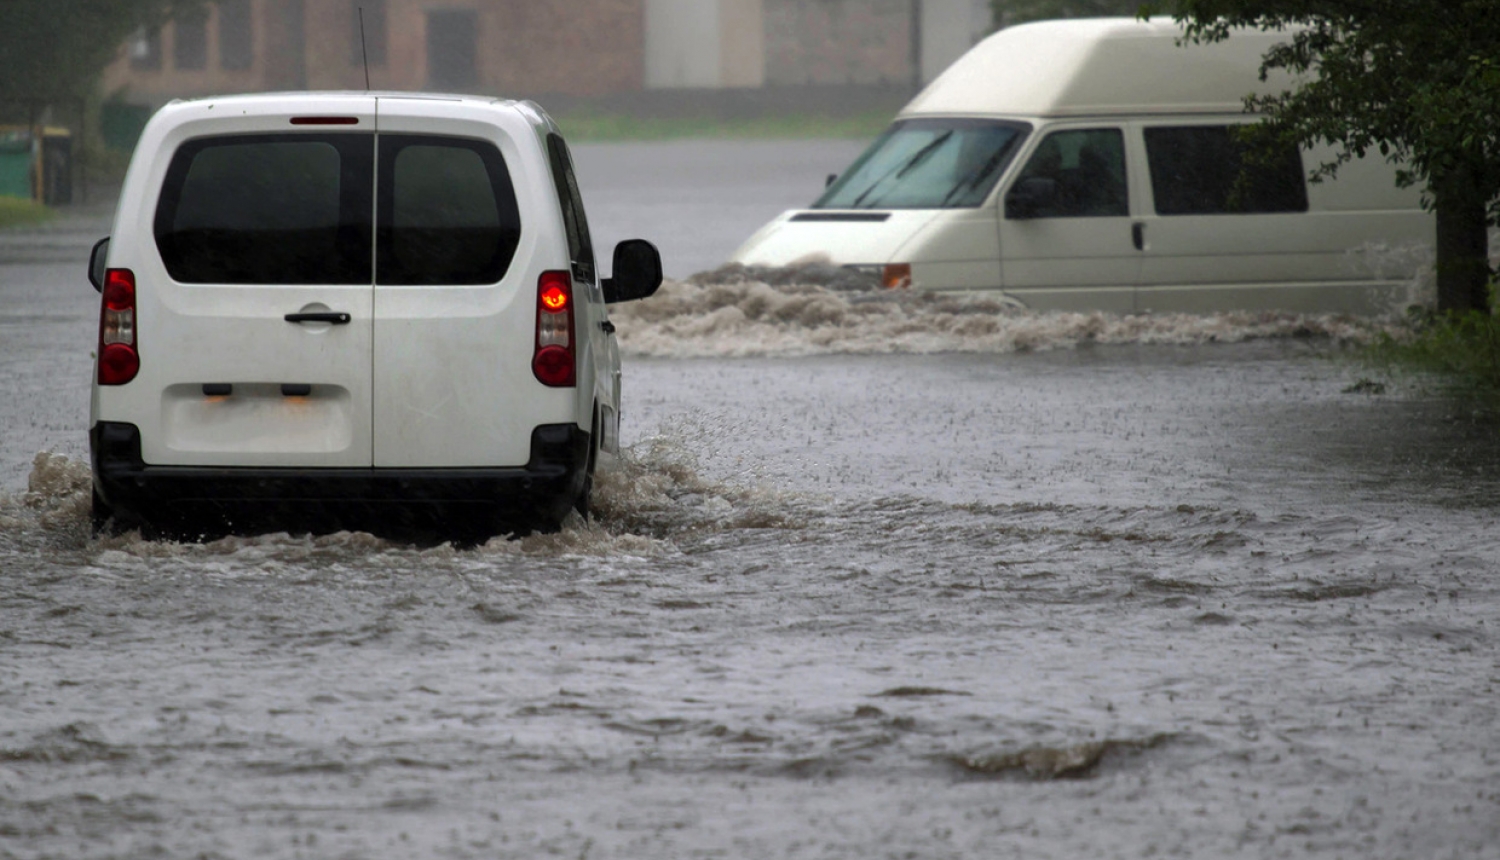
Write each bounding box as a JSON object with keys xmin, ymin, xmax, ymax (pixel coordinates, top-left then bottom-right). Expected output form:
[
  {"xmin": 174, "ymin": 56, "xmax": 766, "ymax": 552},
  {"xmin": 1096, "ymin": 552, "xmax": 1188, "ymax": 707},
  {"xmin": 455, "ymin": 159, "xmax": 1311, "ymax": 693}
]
[
  {"xmin": 900, "ymin": 18, "xmax": 1297, "ymax": 120},
  {"xmin": 99, "ymin": 94, "xmax": 379, "ymax": 469},
  {"xmin": 895, "ymin": 208, "xmax": 1002, "ymax": 289},
  {"xmin": 730, "ymin": 210, "xmax": 940, "ymax": 267},
  {"xmin": 728, "ymin": 19, "xmax": 1435, "ymax": 314}
]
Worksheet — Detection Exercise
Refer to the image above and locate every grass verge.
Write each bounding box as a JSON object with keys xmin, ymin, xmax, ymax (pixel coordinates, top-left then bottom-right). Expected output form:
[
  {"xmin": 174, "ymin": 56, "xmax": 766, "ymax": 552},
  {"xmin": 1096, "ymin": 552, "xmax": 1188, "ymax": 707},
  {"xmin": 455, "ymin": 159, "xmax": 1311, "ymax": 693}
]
[
  {"xmin": 551, "ymin": 110, "xmax": 891, "ymax": 143},
  {"xmin": 1363, "ymin": 308, "xmax": 1500, "ymax": 404},
  {"xmin": 0, "ymin": 196, "xmax": 55, "ymax": 229}
]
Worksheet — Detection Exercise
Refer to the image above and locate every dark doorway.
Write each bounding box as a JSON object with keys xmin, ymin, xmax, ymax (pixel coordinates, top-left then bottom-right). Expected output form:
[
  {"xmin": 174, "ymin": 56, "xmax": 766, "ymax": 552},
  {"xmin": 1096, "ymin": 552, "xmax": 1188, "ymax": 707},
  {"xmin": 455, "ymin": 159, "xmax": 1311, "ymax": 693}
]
[{"xmin": 426, "ymin": 10, "xmax": 478, "ymax": 91}]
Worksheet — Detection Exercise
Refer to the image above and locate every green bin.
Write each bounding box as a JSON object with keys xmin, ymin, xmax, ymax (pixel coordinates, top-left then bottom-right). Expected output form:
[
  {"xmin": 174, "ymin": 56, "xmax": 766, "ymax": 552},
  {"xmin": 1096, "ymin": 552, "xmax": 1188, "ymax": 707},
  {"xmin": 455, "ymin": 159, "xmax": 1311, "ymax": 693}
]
[{"xmin": 0, "ymin": 134, "xmax": 32, "ymax": 200}]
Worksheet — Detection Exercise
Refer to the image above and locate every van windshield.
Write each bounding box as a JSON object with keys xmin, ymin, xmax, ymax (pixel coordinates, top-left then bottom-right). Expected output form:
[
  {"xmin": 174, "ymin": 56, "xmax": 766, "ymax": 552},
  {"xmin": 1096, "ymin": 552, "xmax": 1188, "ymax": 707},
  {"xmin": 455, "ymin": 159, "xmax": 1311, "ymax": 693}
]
[{"xmin": 814, "ymin": 119, "xmax": 1030, "ymax": 210}]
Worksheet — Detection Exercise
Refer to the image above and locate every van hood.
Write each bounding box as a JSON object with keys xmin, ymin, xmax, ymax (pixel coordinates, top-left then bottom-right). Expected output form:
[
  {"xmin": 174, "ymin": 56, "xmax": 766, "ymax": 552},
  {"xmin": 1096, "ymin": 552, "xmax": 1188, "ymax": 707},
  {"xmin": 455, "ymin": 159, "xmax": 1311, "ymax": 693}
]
[{"xmin": 728, "ymin": 210, "xmax": 939, "ymax": 268}]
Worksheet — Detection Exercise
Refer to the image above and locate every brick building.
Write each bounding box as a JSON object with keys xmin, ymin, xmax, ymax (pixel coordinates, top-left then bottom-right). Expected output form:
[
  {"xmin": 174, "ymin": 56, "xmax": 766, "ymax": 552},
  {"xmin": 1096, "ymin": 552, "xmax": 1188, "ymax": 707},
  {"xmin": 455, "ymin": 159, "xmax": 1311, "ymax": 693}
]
[
  {"xmin": 102, "ymin": 0, "xmax": 991, "ymax": 106},
  {"xmin": 104, "ymin": 0, "xmax": 647, "ymax": 103}
]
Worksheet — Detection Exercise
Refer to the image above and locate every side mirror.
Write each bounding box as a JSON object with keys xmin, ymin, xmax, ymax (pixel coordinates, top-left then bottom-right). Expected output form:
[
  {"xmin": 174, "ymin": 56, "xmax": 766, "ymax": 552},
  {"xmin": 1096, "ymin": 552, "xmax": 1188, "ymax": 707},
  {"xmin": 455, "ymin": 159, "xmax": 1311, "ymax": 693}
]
[
  {"xmin": 88, "ymin": 237, "xmax": 110, "ymax": 292},
  {"xmin": 1005, "ymin": 177, "xmax": 1057, "ymax": 220},
  {"xmin": 826, "ymin": 173, "xmax": 838, "ymax": 188},
  {"xmin": 602, "ymin": 239, "xmax": 662, "ymax": 304}
]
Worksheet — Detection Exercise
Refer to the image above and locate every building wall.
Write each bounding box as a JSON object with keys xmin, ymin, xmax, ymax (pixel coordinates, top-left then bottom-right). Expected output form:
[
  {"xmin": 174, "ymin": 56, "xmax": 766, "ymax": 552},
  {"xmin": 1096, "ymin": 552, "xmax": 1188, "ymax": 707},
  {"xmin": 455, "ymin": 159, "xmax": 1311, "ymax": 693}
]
[
  {"xmin": 645, "ymin": 0, "xmax": 764, "ymax": 89},
  {"xmin": 102, "ymin": 0, "xmax": 646, "ymax": 106},
  {"xmin": 764, "ymin": 0, "xmax": 913, "ymax": 87}
]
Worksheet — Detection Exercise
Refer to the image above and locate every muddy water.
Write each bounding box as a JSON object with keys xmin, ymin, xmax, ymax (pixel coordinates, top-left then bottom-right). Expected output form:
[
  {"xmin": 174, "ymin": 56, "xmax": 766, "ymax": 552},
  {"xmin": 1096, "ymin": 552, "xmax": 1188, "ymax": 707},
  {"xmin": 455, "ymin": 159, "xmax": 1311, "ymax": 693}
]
[{"xmin": 4, "ymin": 329, "xmax": 1500, "ymax": 857}]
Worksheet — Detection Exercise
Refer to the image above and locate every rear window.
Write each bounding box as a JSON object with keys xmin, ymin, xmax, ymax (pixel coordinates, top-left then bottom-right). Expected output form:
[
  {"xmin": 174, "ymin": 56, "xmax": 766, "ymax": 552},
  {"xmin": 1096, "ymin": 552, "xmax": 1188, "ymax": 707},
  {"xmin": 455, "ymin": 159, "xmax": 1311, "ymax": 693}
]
[
  {"xmin": 1144, "ymin": 125, "xmax": 1308, "ymax": 216},
  {"xmin": 154, "ymin": 134, "xmax": 373, "ymax": 284},
  {"xmin": 376, "ymin": 135, "xmax": 522, "ymax": 286}
]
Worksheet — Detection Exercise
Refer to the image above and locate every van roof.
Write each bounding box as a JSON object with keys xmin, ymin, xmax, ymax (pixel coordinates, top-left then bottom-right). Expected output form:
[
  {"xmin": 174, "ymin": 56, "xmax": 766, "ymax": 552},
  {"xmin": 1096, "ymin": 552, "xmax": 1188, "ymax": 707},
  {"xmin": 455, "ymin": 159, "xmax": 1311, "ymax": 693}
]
[
  {"xmin": 902, "ymin": 17, "xmax": 1302, "ymax": 119},
  {"xmin": 159, "ymin": 90, "xmax": 553, "ymax": 129}
]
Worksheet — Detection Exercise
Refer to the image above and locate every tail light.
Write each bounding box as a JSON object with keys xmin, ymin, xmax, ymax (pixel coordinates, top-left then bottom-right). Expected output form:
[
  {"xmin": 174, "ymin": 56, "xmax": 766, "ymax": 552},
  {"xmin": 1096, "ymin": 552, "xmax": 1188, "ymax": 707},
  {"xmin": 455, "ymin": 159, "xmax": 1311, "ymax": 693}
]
[
  {"xmin": 98, "ymin": 268, "xmax": 139, "ymax": 385},
  {"xmin": 533, "ymin": 270, "xmax": 576, "ymax": 387}
]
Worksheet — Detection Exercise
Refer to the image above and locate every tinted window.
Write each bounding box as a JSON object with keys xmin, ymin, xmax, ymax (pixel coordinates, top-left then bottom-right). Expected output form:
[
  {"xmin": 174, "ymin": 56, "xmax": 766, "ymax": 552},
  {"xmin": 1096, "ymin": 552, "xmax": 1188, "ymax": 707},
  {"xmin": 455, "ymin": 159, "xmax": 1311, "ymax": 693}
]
[
  {"xmin": 1007, "ymin": 128, "xmax": 1128, "ymax": 219},
  {"xmin": 1144, "ymin": 125, "xmax": 1308, "ymax": 215},
  {"xmin": 154, "ymin": 134, "xmax": 374, "ymax": 284},
  {"xmin": 377, "ymin": 135, "xmax": 521, "ymax": 286},
  {"xmin": 547, "ymin": 134, "xmax": 596, "ymax": 282},
  {"xmin": 816, "ymin": 118, "xmax": 1028, "ymax": 210}
]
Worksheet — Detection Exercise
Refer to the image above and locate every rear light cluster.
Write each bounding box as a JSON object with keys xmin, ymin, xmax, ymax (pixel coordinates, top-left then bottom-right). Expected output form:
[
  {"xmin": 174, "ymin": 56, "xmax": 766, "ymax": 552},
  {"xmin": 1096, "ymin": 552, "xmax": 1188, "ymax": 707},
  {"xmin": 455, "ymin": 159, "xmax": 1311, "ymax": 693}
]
[
  {"xmin": 532, "ymin": 270, "xmax": 576, "ymax": 387},
  {"xmin": 98, "ymin": 269, "xmax": 140, "ymax": 385}
]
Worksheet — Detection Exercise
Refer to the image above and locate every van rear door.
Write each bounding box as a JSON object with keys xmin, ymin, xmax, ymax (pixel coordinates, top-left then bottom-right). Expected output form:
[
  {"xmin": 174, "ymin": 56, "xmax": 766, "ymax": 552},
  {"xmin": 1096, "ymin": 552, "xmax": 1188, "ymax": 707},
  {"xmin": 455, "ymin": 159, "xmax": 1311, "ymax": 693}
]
[
  {"xmin": 369, "ymin": 98, "xmax": 533, "ymax": 469},
  {"xmin": 145, "ymin": 110, "xmax": 376, "ymax": 468}
]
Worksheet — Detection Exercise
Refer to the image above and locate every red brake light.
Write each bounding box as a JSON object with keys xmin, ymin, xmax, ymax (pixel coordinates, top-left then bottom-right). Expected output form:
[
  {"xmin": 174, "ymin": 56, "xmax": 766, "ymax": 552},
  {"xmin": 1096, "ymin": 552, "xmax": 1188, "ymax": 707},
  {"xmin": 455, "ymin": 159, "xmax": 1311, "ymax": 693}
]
[
  {"xmin": 103, "ymin": 268, "xmax": 135, "ymax": 309},
  {"xmin": 533, "ymin": 271, "xmax": 576, "ymax": 388},
  {"xmin": 541, "ymin": 284, "xmax": 570, "ymax": 312},
  {"xmin": 98, "ymin": 268, "xmax": 139, "ymax": 385}
]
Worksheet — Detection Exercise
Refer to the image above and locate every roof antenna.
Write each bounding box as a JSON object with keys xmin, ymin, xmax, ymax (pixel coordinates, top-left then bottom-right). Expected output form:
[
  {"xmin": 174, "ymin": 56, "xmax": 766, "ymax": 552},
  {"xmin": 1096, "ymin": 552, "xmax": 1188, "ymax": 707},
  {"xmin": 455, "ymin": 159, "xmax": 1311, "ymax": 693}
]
[{"xmin": 358, "ymin": 6, "xmax": 371, "ymax": 91}]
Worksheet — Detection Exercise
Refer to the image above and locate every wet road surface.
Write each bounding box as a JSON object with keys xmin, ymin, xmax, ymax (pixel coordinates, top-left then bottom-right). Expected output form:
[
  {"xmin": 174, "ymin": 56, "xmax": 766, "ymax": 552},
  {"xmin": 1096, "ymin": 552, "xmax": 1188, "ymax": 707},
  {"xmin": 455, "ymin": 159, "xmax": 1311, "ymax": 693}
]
[{"xmin": 2, "ymin": 142, "xmax": 1498, "ymax": 859}]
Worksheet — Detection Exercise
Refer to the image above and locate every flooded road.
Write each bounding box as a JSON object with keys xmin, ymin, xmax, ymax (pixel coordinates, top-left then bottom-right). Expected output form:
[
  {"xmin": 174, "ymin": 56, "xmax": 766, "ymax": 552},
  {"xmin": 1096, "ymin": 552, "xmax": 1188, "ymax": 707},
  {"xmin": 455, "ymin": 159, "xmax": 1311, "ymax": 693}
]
[{"xmin": 3, "ymin": 142, "xmax": 1499, "ymax": 859}]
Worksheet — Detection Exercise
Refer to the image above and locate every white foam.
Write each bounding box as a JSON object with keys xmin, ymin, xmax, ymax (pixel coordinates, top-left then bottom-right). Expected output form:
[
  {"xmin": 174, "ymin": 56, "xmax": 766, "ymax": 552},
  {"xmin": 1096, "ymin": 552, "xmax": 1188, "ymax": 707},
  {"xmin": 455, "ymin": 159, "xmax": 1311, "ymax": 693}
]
[{"xmin": 611, "ymin": 276, "xmax": 1408, "ymax": 359}]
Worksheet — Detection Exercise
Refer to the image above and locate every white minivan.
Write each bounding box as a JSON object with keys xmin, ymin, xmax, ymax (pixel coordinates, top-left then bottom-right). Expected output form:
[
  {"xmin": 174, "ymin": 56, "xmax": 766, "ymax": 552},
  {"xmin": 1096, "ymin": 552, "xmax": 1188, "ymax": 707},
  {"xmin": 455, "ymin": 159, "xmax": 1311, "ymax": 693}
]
[
  {"xmin": 731, "ymin": 18, "xmax": 1435, "ymax": 314},
  {"xmin": 87, "ymin": 92, "xmax": 661, "ymax": 540}
]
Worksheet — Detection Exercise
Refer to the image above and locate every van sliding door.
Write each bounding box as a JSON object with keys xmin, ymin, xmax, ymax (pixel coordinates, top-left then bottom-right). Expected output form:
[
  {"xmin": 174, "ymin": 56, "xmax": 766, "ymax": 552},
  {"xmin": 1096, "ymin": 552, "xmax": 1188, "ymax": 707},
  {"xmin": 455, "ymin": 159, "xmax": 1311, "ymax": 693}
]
[{"xmin": 1135, "ymin": 122, "xmax": 1321, "ymax": 312}]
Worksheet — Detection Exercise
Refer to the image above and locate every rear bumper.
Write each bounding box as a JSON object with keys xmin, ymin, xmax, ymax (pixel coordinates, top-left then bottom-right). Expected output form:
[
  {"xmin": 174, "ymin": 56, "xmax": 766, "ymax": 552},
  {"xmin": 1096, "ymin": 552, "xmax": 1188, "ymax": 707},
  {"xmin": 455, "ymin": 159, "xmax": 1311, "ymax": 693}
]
[{"xmin": 91, "ymin": 421, "xmax": 590, "ymax": 533}]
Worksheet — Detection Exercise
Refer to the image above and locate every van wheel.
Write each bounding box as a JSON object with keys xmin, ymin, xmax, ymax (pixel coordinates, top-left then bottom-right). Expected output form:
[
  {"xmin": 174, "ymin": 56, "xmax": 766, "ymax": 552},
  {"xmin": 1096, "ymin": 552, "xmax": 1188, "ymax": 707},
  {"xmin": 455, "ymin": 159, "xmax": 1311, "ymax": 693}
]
[
  {"xmin": 91, "ymin": 489, "xmax": 144, "ymax": 537},
  {"xmin": 574, "ymin": 407, "xmax": 600, "ymax": 520}
]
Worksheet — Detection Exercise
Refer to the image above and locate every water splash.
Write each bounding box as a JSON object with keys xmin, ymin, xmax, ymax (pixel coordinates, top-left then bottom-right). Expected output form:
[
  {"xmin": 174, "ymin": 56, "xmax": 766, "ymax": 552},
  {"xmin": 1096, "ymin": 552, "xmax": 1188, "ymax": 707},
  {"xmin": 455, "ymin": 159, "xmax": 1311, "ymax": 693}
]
[{"xmin": 611, "ymin": 275, "xmax": 1408, "ymax": 359}]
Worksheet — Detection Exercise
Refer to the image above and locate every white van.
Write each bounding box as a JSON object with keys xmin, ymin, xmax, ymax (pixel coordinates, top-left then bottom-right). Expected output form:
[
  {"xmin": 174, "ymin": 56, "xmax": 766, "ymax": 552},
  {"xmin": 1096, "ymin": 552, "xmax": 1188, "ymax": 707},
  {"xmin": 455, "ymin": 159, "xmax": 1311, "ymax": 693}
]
[
  {"xmin": 730, "ymin": 18, "xmax": 1434, "ymax": 314},
  {"xmin": 87, "ymin": 92, "xmax": 661, "ymax": 540}
]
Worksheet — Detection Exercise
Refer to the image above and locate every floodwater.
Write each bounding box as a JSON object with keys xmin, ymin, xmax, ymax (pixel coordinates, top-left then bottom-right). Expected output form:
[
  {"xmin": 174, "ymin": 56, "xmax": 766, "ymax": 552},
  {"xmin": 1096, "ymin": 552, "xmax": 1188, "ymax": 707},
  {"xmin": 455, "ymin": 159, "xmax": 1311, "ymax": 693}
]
[{"xmin": 2, "ymin": 142, "xmax": 1498, "ymax": 859}]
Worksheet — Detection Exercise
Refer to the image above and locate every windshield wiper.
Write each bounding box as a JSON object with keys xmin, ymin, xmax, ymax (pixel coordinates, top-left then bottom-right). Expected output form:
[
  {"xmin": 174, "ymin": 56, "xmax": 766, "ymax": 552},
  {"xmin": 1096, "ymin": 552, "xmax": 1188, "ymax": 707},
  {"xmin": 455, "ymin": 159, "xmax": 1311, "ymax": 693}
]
[
  {"xmin": 849, "ymin": 130, "xmax": 956, "ymax": 209},
  {"xmin": 938, "ymin": 136, "xmax": 1018, "ymax": 208}
]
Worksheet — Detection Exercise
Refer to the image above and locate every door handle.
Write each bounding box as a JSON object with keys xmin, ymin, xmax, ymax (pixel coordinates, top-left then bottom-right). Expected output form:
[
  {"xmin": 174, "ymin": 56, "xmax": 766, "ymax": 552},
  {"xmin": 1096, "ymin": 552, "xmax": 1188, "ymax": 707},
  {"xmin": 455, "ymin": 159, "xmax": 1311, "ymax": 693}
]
[
  {"xmin": 600, "ymin": 320, "xmax": 616, "ymax": 334},
  {"xmin": 285, "ymin": 312, "xmax": 351, "ymax": 324},
  {"xmin": 1131, "ymin": 222, "xmax": 1145, "ymax": 251}
]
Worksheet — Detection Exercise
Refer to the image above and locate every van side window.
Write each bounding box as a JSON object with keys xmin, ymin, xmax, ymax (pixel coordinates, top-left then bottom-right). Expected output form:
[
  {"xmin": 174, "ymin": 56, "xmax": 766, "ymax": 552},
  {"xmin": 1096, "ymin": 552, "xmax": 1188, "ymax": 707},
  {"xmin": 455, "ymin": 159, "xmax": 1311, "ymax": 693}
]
[
  {"xmin": 376, "ymin": 135, "xmax": 522, "ymax": 286},
  {"xmin": 1006, "ymin": 128, "xmax": 1128, "ymax": 219},
  {"xmin": 1144, "ymin": 126, "xmax": 1308, "ymax": 215},
  {"xmin": 546, "ymin": 134, "xmax": 596, "ymax": 283},
  {"xmin": 154, "ymin": 134, "xmax": 373, "ymax": 284}
]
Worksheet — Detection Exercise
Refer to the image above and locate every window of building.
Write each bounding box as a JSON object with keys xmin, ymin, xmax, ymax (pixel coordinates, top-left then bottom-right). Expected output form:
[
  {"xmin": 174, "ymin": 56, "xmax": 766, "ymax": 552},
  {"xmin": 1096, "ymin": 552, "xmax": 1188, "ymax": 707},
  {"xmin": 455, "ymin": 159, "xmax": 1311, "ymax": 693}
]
[
  {"xmin": 219, "ymin": 0, "xmax": 253, "ymax": 71},
  {"xmin": 426, "ymin": 10, "xmax": 478, "ymax": 91},
  {"xmin": 129, "ymin": 27, "xmax": 162, "ymax": 71},
  {"xmin": 351, "ymin": 0, "xmax": 387, "ymax": 67},
  {"xmin": 174, "ymin": 7, "xmax": 209, "ymax": 70},
  {"xmin": 1144, "ymin": 125, "xmax": 1309, "ymax": 216}
]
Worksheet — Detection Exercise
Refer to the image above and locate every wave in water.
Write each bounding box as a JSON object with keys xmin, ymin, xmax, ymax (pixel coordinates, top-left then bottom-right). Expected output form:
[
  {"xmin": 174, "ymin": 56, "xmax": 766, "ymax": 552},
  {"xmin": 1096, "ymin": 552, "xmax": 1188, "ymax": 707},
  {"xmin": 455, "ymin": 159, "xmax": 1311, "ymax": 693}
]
[
  {"xmin": 611, "ymin": 266, "xmax": 1411, "ymax": 359},
  {"xmin": 0, "ymin": 429, "xmax": 801, "ymax": 561}
]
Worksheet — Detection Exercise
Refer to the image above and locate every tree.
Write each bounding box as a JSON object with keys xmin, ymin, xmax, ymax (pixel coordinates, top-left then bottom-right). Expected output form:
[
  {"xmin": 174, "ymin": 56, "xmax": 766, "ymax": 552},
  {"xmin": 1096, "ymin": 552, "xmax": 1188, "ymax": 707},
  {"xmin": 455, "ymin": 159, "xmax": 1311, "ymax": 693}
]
[
  {"xmin": 0, "ymin": 0, "xmax": 202, "ymax": 111},
  {"xmin": 992, "ymin": 0, "xmax": 1145, "ymax": 26},
  {"xmin": 1152, "ymin": 1, "xmax": 1500, "ymax": 312}
]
